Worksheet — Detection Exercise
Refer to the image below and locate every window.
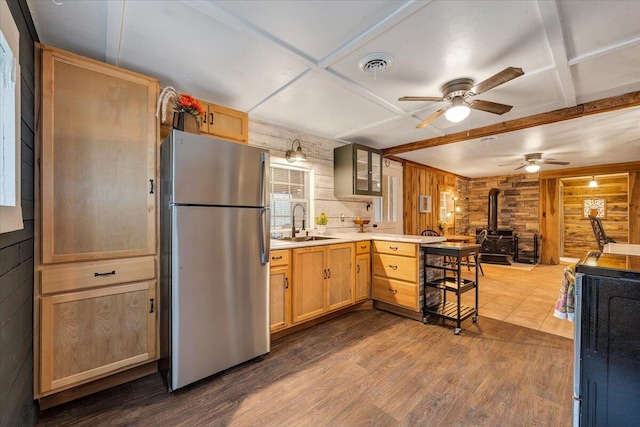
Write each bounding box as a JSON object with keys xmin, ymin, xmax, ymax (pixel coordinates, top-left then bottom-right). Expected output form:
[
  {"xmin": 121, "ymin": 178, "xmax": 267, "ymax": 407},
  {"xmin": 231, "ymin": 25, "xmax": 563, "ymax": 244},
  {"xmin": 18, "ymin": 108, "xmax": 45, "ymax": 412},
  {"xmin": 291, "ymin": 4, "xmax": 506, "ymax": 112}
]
[
  {"xmin": 270, "ymin": 163, "xmax": 310, "ymax": 236},
  {"xmin": 0, "ymin": 0, "xmax": 22, "ymax": 234},
  {"xmin": 374, "ymin": 160, "xmax": 403, "ymax": 234}
]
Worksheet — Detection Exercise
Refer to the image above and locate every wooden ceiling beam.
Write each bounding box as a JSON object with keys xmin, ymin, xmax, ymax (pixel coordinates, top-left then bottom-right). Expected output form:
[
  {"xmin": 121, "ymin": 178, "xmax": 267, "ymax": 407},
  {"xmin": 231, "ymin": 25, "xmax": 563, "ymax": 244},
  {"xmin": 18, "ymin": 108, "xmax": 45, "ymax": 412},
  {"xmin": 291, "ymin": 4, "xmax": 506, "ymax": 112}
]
[{"xmin": 383, "ymin": 90, "xmax": 640, "ymax": 156}]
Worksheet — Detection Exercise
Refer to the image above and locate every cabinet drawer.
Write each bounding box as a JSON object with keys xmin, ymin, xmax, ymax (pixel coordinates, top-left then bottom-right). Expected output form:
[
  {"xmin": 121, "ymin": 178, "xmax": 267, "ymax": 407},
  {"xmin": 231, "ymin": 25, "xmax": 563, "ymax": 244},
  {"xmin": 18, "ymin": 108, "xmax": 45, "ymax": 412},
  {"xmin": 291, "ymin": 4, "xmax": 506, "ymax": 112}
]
[
  {"xmin": 372, "ymin": 277, "xmax": 419, "ymax": 311},
  {"xmin": 355, "ymin": 241, "xmax": 370, "ymax": 255},
  {"xmin": 373, "ymin": 253, "xmax": 418, "ymax": 283},
  {"xmin": 270, "ymin": 250, "xmax": 290, "ymax": 267},
  {"xmin": 373, "ymin": 240, "xmax": 416, "ymax": 257},
  {"xmin": 41, "ymin": 257, "xmax": 155, "ymax": 294}
]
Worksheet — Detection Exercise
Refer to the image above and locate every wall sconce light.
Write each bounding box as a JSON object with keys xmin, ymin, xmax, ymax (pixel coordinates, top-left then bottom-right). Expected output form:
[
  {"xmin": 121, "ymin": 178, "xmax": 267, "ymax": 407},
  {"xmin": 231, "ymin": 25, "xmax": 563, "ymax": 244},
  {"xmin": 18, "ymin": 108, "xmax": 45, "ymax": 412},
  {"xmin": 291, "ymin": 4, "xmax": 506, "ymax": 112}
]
[
  {"xmin": 588, "ymin": 176, "xmax": 598, "ymax": 188},
  {"xmin": 286, "ymin": 139, "xmax": 307, "ymax": 163}
]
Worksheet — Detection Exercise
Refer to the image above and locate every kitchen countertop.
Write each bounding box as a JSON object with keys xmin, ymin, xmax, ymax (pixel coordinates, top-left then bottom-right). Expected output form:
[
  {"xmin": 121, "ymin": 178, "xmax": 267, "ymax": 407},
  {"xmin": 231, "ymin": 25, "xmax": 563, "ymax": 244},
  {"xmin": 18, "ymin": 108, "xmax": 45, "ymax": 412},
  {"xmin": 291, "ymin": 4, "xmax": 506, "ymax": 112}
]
[{"xmin": 270, "ymin": 232, "xmax": 446, "ymax": 250}]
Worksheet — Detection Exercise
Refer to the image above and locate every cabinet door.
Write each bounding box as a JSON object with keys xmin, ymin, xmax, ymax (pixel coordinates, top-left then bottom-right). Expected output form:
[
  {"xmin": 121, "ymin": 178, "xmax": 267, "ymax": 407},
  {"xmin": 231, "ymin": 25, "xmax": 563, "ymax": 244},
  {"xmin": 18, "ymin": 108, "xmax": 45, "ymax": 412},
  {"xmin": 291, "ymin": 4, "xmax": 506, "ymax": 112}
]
[
  {"xmin": 370, "ymin": 150, "xmax": 382, "ymax": 196},
  {"xmin": 327, "ymin": 243, "xmax": 354, "ymax": 311},
  {"xmin": 355, "ymin": 147, "xmax": 370, "ymax": 194},
  {"xmin": 39, "ymin": 281, "xmax": 156, "ymax": 394},
  {"xmin": 355, "ymin": 253, "xmax": 371, "ymax": 302},
  {"xmin": 270, "ymin": 265, "xmax": 290, "ymax": 332},
  {"xmin": 292, "ymin": 247, "xmax": 326, "ymax": 323},
  {"xmin": 209, "ymin": 103, "xmax": 248, "ymax": 143},
  {"xmin": 40, "ymin": 49, "xmax": 157, "ymax": 264}
]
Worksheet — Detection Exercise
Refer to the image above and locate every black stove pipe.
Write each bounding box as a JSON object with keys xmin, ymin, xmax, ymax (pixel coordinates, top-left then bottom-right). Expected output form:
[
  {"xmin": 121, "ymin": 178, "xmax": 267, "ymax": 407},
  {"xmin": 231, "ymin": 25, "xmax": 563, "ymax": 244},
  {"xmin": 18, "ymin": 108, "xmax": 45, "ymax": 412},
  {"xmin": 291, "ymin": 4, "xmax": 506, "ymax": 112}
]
[{"xmin": 488, "ymin": 188, "xmax": 500, "ymax": 230}]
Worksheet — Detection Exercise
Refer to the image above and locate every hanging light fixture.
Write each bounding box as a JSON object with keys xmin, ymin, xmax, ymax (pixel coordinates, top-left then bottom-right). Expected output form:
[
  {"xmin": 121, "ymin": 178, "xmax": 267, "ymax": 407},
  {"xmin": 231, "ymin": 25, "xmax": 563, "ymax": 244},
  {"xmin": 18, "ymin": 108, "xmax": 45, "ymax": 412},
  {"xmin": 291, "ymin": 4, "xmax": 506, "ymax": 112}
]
[
  {"xmin": 525, "ymin": 162, "xmax": 541, "ymax": 173},
  {"xmin": 444, "ymin": 96, "xmax": 470, "ymax": 123},
  {"xmin": 285, "ymin": 139, "xmax": 307, "ymax": 163},
  {"xmin": 588, "ymin": 176, "xmax": 598, "ymax": 188}
]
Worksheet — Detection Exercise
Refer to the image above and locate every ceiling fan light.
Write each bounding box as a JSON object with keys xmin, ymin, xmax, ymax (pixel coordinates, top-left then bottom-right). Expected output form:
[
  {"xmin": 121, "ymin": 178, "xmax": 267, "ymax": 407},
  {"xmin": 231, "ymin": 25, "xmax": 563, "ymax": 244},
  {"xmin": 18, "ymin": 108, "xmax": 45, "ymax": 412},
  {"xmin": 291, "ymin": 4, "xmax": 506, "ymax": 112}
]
[
  {"xmin": 588, "ymin": 176, "xmax": 598, "ymax": 188},
  {"xmin": 525, "ymin": 163, "xmax": 540, "ymax": 173},
  {"xmin": 444, "ymin": 97, "xmax": 470, "ymax": 122}
]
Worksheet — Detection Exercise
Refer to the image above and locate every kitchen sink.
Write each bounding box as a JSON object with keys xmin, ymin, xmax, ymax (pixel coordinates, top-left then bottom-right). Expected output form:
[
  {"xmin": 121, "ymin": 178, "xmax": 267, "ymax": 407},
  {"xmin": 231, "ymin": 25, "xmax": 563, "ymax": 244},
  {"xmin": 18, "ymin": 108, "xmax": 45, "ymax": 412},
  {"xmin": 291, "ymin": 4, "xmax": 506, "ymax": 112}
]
[{"xmin": 276, "ymin": 235, "xmax": 337, "ymax": 242}]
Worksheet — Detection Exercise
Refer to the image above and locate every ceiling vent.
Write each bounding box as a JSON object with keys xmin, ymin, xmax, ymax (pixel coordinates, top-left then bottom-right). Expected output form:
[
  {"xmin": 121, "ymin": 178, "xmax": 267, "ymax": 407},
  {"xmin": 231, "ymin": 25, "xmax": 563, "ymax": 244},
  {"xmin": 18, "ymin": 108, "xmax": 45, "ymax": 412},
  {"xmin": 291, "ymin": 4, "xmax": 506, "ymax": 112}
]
[{"xmin": 358, "ymin": 53, "xmax": 393, "ymax": 79}]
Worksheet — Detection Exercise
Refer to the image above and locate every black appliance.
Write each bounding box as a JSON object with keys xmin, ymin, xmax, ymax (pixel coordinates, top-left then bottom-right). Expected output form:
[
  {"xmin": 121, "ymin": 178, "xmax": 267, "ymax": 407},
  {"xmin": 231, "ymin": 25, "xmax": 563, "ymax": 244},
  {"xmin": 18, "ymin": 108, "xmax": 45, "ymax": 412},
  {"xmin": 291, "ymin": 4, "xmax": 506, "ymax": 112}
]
[{"xmin": 574, "ymin": 252, "xmax": 640, "ymax": 426}]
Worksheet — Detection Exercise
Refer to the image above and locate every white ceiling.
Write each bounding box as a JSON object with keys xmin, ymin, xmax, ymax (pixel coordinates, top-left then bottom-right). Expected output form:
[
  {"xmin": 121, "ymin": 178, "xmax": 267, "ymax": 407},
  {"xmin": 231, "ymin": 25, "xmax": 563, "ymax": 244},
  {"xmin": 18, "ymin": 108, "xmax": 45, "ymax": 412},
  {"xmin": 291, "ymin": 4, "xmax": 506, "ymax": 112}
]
[{"xmin": 27, "ymin": 0, "xmax": 640, "ymax": 177}]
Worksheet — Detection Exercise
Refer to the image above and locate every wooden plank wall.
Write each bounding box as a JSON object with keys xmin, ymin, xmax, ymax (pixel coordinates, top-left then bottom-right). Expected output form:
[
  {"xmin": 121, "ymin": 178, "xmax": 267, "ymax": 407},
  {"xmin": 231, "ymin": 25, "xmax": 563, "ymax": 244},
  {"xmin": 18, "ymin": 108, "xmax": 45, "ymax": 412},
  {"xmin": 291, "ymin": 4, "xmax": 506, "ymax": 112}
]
[
  {"xmin": 0, "ymin": 1, "xmax": 38, "ymax": 425},
  {"xmin": 561, "ymin": 175, "xmax": 629, "ymax": 258},
  {"xmin": 402, "ymin": 162, "xmax": 467, "ymax": 236},
  {"xmin": 540, "ymin": 162, "xmax": 640, "ymax": 264}
]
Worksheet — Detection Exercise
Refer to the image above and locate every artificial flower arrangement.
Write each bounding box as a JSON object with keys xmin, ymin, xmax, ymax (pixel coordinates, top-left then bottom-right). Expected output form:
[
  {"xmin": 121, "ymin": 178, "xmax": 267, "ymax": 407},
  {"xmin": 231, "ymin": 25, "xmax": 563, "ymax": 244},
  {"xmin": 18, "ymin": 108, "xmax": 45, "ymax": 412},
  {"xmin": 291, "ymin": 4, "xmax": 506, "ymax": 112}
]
[
  {"xmin": 436, "ymin": 220, "xmax": 447, "ymax": 230},
  {"xmin": 156, "ymin": 86, "xmax": 205, "ymax": 122}
]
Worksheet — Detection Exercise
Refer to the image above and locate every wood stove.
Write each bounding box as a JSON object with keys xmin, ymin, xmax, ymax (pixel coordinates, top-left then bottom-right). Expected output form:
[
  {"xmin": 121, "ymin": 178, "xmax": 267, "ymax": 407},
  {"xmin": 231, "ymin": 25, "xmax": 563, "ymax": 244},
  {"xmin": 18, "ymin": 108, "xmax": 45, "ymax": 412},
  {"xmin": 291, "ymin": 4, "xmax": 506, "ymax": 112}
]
[{"xmin": 477, "ymin": 188, "xmax": 515, "ymax": 265}]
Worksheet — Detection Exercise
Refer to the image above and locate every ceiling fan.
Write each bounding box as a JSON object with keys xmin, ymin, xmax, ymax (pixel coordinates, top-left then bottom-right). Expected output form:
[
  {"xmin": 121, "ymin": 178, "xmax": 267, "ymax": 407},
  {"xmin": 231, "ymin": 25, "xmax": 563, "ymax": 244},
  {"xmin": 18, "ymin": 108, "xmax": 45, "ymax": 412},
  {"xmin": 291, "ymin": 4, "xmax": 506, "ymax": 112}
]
[
  {"xmin": 399, "ymin": 67, "xmax": 524, "ymax": 128},
  {"xmin": 499, "ymin": 153, "xmax": 570, "ymax": 172}
]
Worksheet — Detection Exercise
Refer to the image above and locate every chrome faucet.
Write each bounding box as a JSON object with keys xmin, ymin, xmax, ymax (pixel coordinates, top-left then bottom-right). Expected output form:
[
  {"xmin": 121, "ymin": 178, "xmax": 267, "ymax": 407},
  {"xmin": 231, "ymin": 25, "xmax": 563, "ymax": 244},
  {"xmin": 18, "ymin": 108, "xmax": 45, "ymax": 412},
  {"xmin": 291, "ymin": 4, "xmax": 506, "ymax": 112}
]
[{"xmin": 291, "ymin": 203, "xmax": 306, "ymax": 237}]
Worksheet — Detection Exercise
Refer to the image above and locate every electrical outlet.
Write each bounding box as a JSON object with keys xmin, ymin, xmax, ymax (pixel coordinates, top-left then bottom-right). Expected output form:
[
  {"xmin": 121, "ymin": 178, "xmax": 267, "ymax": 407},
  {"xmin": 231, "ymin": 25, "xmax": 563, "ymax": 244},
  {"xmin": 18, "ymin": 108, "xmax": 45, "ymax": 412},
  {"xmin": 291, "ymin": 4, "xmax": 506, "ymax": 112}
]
[{"xmin": 340, "ymin": 214, "xmax": 345, "ymax": 222}]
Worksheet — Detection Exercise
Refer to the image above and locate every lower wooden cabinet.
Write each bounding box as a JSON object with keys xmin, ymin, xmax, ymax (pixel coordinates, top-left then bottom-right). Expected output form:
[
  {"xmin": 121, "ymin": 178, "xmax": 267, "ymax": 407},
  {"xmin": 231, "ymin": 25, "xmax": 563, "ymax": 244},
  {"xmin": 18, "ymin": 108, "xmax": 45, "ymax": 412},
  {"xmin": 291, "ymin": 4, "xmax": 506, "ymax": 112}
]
[
  {"xmin": 355, "ymin": 253, "xmax": 371, "ymax": 302},
  {"xmin": 269, "ymin": 250, "xmax": 291, "ymax": 332},
  {"xmin": 371, "ymin": 240, "xmax": 420, "ymax": 311},
  {"xmin": 291, "ymin": 242, "xmax": 355, "ymax": 324},
  {"xmin": 39, "ymin": 281, "xmax": 157, "ymax": 394}
]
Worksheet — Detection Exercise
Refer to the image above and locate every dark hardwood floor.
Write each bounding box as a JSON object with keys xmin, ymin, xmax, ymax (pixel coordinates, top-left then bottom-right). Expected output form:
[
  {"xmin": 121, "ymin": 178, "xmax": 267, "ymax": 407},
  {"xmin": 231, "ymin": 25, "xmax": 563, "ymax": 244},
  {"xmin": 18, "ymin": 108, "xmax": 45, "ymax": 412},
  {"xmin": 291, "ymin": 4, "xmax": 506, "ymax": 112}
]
[{"xmin": 37, "ymin": 310, "xmax": 573, "ymax": 426}]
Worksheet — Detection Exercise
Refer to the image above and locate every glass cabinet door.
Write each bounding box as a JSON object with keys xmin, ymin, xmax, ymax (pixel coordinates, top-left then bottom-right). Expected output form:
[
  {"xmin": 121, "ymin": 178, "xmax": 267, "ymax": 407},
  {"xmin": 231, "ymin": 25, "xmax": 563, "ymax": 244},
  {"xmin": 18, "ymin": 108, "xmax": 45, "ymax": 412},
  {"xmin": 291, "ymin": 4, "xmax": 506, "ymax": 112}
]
[
  {"xmin": 356, "ymin": 148, "xmax": 369, "ymax": 192},
  {"xmin": 370, "ymin": 151, "xmax": 382, "ymax": 195}
]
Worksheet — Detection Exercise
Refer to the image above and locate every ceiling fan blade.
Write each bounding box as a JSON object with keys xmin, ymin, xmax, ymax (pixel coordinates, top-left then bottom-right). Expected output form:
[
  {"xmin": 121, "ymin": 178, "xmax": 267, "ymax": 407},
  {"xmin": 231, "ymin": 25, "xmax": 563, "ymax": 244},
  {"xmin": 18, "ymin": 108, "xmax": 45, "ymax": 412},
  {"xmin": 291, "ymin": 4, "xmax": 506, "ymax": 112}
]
[
  {"xmin": 514, "ymin": 164, "xmax": 527, "ymax": 170},
  {"xmin": 469, "ymin": 67, "xmax": 524, "ymax": 95},
  {"xmin": 498, "ymin": 161, "xmax": 523, "ymax": 167},
  {"xmin": 399, "ymin": 96, "xmax": 443, "ymax": 102},
  {"xmin": 541, "ymin": 160, "xmax": 570, "ymax": 165},
  {"xmin": 469, "ymin": 99, "xmax": 513, "ymax": 115},
  {"xmin": 416, "ymin": 108, "xmax": 445, "ymax": 128}
]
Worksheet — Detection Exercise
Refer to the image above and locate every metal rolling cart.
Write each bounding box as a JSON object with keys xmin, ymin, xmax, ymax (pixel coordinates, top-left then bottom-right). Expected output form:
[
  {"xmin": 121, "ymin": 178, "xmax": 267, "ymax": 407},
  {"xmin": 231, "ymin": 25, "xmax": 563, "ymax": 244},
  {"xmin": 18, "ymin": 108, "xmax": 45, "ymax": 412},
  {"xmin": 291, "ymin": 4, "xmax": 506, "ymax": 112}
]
[{"xmin": 422, "ymin": 242, "xmax": 480, "ymax": 334}]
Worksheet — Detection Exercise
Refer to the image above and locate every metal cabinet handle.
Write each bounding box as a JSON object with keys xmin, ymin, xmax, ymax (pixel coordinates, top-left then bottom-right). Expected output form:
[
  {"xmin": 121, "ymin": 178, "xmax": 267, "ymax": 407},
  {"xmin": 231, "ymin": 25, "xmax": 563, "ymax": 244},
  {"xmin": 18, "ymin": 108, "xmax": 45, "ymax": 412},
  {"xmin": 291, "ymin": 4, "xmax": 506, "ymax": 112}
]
[
  {"xmin": 327, "ymin": 269, "xmax": 331, "ymax": 278},
  {"xmin": 272, "ymin": 255, "xmax": 283, "ymax": 260},
  {"xmin": 94, "ymin": 270, "xmax": 116, "ymax": 277},
  {"xmin": 209, "ymin": 112, "xmax": 214, "ymax": 125},
  {"xmin": 389, "ymin": 246, "xmax": 398, "ymax": 251},
  {"xmin": 149, "ymin": 298, "xmax": 155, "ymax": 313},
  {"xmin": 389, "ymin": 264, "xmax": 398, "ymax": 270},
  {"xmin": 149, "ymin": 179, "xmax": 154, "ymax": 194},
  {"xmin": 360, "ymin": 245, "xmax": 367, "ymax": 249},
  {"xmin": 323, "ymin": 269, "xmax": 327, "ymax": 279},
  {"xmin": 357, "ymin": 265, "xmax": 360, "ymax": 273},
  {"xmin": 388, "ymin": 288, "xmax": 398, "ymax": 294},
  {"xmin": 285, "ymin": 277, "xmax": 289, "ymax": 289}
]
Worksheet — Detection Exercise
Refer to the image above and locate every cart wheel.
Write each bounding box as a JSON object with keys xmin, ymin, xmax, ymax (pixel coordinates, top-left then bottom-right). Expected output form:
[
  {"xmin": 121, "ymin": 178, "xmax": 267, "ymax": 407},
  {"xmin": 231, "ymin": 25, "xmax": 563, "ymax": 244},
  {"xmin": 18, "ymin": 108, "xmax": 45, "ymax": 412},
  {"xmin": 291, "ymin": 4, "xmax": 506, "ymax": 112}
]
[
  {"xmin": 422, "ymin": 317, "xmax": 428, "ymax": 324},
  {"xmin": 454, "ymin": 328, "xmax": 461, "ymax": 335},
  {"xmin": 472, "ymin": 315, "xmax": 478, "ymax": 323}
]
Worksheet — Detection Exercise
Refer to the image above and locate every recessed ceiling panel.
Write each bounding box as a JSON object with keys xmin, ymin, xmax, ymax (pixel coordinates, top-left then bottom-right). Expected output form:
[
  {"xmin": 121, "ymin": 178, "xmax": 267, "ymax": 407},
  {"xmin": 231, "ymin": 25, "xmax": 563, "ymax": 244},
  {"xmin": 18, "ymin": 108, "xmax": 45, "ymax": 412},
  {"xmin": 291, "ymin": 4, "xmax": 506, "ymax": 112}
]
[
  {"xmin": 26, "ymin": 0, "xmax": 108, "ymax": 61},
  {"xmin": 343, "ymin": 116, "xmax": 443, "ymax": 150},
  {"xmin": 559, "ymin": 0, "xmax": 640, "ymax": 58},
  {"xmin": 251, "ymin": 73, "xmax": 396, "ymax": 138},
  {"xmin": 571, "ymin": 44, "xmax": 640, "ymax": 104},
  {"xmin": 215, "ymin": 0, "xmax": 405, "ymax": 62},
  {"xmin": 116, "ymin": 1, "xmax": 309, "ymax": 110},
  {"xmin": 330, "ymin": 1, "xmax": 553, "ymax": 110}
]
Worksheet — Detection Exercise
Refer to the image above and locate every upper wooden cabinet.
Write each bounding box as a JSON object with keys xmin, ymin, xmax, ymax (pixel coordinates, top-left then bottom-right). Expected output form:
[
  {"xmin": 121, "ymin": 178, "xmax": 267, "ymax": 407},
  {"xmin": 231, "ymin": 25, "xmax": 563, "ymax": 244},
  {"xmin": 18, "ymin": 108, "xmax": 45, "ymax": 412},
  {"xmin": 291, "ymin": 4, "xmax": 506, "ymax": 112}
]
[
  {"xmin": 40, "ymin": 46, "xmax": 158, "ymax": 264},
  {"xmin": 159, "ymin": 95, "xmax": 248, "ymax": 144},
  {"xmin": 334, "ymin": 143, "xmax": 383, "ymax": 198}
]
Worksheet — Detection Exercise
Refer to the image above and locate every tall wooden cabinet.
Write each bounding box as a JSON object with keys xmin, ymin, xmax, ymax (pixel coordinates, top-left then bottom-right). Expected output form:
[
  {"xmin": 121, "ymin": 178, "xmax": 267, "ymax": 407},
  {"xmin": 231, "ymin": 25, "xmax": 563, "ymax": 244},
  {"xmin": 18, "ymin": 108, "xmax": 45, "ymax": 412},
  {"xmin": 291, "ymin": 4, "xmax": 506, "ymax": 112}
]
[{"xmin": 35, "ymin": 44, "xmax": 159, "ymax": 401}]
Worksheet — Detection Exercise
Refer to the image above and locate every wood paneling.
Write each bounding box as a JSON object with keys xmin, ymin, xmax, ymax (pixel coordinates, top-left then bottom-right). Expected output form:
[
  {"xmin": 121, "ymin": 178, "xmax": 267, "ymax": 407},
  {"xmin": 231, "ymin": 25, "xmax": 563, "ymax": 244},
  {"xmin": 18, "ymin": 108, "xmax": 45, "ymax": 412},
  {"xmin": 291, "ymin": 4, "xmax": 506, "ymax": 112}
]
[
  {"xmin": 540, "ymin": 178, "xmax": 560, "ymax": 264},
  {"xmin": 630, "ymin": 172, "xmax": 640, "ymax": 245},
  {"xmin": 0, "ymin": 1, "xmax": 38, "ymax": 425},
  {"xmin": 402, "ymin": 161, "xmax": 465, "ymax": 236},
  {"xmin": 561, "ymin": 175, "xmax": 628, "ymax": 258}
]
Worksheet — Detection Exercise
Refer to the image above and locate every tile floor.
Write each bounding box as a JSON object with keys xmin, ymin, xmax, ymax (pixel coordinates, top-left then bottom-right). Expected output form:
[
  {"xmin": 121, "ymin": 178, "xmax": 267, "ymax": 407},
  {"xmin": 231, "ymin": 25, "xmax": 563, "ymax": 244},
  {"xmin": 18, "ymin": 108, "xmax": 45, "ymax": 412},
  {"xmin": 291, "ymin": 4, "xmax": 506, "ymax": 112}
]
[{"xmin": 458, "ymin": 262, "xmax": 574, "ymax": 339}]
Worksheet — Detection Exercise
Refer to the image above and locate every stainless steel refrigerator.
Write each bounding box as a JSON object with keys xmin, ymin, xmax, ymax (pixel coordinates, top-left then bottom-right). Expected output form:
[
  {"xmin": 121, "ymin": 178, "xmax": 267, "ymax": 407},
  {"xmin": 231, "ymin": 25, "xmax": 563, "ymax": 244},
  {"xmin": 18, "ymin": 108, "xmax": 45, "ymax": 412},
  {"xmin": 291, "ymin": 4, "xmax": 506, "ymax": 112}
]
[{"xmin": 160, "ymin": 130, "xmax": 270, "ymax": 391}]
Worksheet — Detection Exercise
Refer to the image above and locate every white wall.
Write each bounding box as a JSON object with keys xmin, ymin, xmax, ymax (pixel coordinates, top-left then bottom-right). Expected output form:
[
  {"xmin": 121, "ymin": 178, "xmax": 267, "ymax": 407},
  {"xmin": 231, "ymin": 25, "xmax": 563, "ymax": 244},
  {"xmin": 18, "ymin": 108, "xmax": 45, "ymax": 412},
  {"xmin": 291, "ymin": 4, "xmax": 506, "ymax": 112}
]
[{"xmin": 248, "ymin": 119, "xmax": 375, "ymax": 233}]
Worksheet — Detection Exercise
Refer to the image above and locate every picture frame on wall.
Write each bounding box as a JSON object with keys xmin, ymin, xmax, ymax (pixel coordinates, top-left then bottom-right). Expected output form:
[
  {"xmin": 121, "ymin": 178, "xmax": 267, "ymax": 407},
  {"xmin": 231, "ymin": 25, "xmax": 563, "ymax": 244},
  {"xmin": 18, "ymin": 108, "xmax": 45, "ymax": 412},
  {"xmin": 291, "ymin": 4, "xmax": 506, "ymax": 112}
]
[
  {"xmin": 583, "ymin": 198, "xmax": 606, "ymax": 219},
  {"xmin": 419, "ymin": 195, "xmax": 432, "ymax": 213}
]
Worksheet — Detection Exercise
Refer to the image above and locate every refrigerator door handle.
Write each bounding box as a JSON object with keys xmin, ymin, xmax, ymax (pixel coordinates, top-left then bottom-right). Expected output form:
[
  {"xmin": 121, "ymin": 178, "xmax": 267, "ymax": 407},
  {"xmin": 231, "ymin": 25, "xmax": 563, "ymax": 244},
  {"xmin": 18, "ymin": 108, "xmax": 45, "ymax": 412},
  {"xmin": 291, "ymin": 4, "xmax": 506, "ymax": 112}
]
[
  {"xmin": 260, "ymin": 152, "xmax": 268, "ymax": 207},
  {"xmin": 259, "ymin": 207, "xmax": 270, "ymax": 265}
]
